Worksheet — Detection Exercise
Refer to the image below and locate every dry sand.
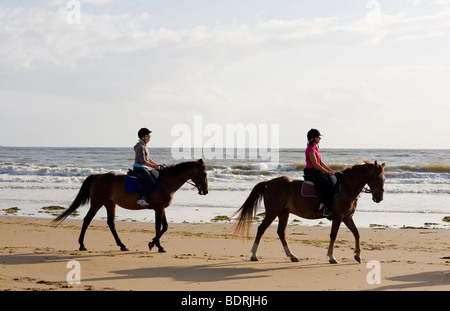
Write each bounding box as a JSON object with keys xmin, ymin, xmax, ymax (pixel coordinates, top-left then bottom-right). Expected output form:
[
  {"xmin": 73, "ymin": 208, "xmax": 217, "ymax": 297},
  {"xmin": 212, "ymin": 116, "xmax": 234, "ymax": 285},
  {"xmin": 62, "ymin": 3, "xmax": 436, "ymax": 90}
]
[{"xmin": 0, "ymin": 216, "xmax": 448, "ymax": 291}]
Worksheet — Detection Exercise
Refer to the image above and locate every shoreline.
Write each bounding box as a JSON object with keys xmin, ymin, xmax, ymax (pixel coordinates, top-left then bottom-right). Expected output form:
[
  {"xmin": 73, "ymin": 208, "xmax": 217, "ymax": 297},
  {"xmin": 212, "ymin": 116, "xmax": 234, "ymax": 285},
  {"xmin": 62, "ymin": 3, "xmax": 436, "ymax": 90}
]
[
  {"xmin": 3, "ymin": 201, "xmax": 450, "ymax": 230},
  {"xmin": 0, "ymin": 216, "xmax": 448, "ymax": 291}
]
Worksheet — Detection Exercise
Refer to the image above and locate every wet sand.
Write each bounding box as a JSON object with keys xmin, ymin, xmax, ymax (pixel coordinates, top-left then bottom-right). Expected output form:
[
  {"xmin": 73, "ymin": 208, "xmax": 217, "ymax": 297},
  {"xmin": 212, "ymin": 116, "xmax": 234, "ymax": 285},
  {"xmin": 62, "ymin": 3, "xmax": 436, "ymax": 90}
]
[{"xmin": 0, "ymin": 216, "xmax": 448, "ymax": 291}]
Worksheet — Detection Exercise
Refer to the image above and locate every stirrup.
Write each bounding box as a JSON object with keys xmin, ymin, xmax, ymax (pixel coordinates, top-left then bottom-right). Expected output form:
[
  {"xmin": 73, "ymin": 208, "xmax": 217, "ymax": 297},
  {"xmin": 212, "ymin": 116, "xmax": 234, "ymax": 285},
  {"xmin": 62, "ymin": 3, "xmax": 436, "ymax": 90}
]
[
  {"xmin": 137, "ymin": 199, "xmax": 149, "ymax": 206},
  {"xmin": 317, "ymin": 206, "xmax": 332, "ymax": 218}
]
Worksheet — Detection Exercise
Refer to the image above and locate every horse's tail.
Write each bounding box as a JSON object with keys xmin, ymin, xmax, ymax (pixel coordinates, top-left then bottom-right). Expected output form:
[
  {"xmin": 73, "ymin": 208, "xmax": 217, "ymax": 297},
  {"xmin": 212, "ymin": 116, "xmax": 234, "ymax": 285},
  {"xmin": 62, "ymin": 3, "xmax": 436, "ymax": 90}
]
[
  {"xmin": 232, "ymin": 181, "xmax": 268, "ymax": 238},
  {"xmin": 53, "ymin": 175, "xmax": 97, "ymax": 225}
]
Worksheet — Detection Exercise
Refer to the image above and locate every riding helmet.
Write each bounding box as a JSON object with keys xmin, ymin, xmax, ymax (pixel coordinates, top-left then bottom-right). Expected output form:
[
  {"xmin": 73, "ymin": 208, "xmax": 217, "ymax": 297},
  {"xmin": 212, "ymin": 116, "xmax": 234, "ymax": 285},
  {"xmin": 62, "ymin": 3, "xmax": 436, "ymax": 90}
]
[
  {"xmin": 138, "ymin": 128, "xmax": 152, "ymax": 139},
  {"xmin": 307, "ymin": 129, "xmax": 322, "ymax": 141}
]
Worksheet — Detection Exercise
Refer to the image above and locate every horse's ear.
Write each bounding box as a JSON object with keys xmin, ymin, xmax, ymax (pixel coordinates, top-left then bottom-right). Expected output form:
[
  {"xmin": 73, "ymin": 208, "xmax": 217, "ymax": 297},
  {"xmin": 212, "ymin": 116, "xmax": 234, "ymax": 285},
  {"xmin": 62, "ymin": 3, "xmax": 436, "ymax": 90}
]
[
  {"xmin": 374, "ymin": 160, "xmax": 378, "ymax": 166},
  {"xmin": 382, "ymin": 163, "xmax": 385, "ymax": 168},
  {"xmin": 196, "ymin": 159, "xmax": 204, "ymax": 166}
]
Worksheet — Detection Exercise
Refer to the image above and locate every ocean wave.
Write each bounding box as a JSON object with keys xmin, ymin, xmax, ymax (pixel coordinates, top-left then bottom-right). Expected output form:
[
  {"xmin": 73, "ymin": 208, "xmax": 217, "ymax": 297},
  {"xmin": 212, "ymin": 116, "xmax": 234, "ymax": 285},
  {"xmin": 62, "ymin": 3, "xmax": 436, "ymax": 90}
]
[
  {"xmin": 2, "ymin": 162, "xmax": 448, "ymax": 178},
  {"xmin": 0, "ymin": 184, "xmax": 80, "ymax": 190},
  {"xmin": 208, "ymin": 163, "xmax": 449, "ymax": 187},
  {"xmin": 356, "ymin": 208, "xmax": 449, "ymax": 214},
  {"xmin": 389, "ymin": 164, "xmax": 450, "ymax": 174},
  {"xmin": 1, "ymin": 161, "xmax": 448, "ymax": 195},
  {"xmin": 228, "ymin": 162, "xmax": 346, "ymax": 172},
  {"xmin": 387, "ymin": 177, "xmax": 449, "ymax": 184},
  {"xmin": 220, "ymin": 162, "xmax": 450, "ymax": 174},
  {"xmin": 0, "ymin": 175, "xmax": 85, "ymax": 184},
  {"xmin": 0, "ymin": 164, "xmax": 124, "ymax": 177},
  {"xmin": 385, "ymin": 188, "xmax": 450, "ymax": 194}
]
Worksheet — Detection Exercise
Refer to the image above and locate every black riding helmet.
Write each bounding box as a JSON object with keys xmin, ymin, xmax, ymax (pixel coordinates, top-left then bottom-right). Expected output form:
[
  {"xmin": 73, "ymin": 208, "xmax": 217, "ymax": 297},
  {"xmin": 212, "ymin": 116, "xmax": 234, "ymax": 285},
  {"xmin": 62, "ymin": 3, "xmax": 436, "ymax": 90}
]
[
  {"xmin": 138, "ymin": 128, "xmax": 152, "ymax": 140},
  {"xmin": 307, "ymin": 129, "xmax": 322, "ymax": 141}
]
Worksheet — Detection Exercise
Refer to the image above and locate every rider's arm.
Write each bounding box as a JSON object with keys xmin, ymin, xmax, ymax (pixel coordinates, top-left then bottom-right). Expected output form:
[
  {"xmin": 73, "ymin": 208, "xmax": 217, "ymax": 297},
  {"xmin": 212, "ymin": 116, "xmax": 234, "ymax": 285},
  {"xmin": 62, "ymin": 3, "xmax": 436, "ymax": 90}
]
[
  {"xmin": 320, "ymin": 162, "xmax": 335, "ymax": 175},
  {"xmin": 308, "ymin": 151, "xmax": 333, "ymax": 175},
  {"xmin": 145, "ymin": 157, "xmax": 159, "ymax": 169}
]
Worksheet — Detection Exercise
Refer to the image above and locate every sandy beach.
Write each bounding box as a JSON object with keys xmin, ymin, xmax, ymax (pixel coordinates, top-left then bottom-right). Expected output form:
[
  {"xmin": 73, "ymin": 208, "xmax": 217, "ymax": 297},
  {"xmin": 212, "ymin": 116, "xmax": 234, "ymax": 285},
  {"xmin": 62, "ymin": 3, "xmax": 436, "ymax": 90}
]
[{"xmin": 0, "ymin": 216, "xmax": 448, "ymax": 291}]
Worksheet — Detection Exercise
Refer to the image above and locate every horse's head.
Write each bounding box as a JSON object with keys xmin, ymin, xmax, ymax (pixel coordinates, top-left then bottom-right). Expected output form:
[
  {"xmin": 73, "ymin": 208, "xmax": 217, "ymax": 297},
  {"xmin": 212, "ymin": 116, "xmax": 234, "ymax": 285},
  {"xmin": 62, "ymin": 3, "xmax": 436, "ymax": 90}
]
[
  {"xmin": 191, "ymin": 159, "xmax": 208, "ymax": 195},
  {"xmin": 366, "ymin": 160, "xmax": 385, "ymax": 203}
]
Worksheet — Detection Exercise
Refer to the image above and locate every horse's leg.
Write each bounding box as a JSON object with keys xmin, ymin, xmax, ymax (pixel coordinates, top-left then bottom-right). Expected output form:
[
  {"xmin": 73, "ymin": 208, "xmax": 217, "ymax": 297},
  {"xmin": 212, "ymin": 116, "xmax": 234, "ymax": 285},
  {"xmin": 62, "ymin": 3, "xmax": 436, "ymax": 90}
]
[
  {"xmin": 155, "ymin": 209, "xmax": 168, "ymax": 253},
  {"xmin": 149, "ymin": 207, "xmax": 166, "ymax": 253},
  {"xmin": 326, "ymin": 218, "xmax": 342, "ymax": 264},
  {"xmin": 78, "ymin": 202, "xmax": 102, "ymax": 251},
  {"xmin": 250, "ymin": 213, "xmax": 277, "ymax": 261},
  {"xmin": 343, "ymin": 216, "xmax": 361, "ymax": 263},
  {"xmin": 105, "ymin": 200, "xmax": 128, "ymax": 251},
  {"xmin": 159, "ymin": 209, "xmax": 168, "ymax": 238},
  {"xmin": 277, "ymin": 209, "xmax": 298, "ymax": 262}
]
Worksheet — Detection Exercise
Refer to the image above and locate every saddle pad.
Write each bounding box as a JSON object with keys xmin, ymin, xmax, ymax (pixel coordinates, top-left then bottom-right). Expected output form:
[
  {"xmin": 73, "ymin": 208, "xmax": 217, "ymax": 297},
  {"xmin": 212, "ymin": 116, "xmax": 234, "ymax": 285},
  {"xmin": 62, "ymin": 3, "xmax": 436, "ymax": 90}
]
[
  {"xmin": 124, "ymin": 175, "xmax": 160, "ymax": 193},
  {"xmin": 300, "ymin": 181, "xmax": 341, "ymax": 198}
]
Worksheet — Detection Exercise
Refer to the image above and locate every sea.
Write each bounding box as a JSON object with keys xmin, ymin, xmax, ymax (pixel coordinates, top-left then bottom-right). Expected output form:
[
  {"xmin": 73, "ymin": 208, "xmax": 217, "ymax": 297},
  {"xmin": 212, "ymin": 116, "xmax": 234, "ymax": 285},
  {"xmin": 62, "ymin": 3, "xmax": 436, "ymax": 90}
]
[{"xmin": 1, "ymin": 147, "xmax": 449, "ymax": 229}]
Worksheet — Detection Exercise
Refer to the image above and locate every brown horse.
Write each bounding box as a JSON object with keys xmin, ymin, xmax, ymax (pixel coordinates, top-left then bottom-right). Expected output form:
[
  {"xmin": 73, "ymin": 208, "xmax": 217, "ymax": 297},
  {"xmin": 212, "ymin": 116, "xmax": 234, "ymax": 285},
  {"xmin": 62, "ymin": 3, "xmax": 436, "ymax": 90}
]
[
  {"xmin": 233, "ymin": 160, "xmax": 385, "ymax": 264},
  {"xmin": 54, "ymin": 159, "xmax": 208, "ymax": 252}
]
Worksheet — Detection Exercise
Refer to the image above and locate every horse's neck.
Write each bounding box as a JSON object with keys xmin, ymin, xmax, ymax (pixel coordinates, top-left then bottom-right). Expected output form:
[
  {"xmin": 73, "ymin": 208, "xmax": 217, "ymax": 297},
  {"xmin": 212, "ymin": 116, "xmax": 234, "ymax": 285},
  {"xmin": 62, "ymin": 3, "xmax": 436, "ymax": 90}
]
[
  {"xmin": 164, "ymin": 166, "xmax": 197, "ymax": 193},
  {"xmin": 343, "ymin": 165, "xmax": 372, "ymax": 198}
]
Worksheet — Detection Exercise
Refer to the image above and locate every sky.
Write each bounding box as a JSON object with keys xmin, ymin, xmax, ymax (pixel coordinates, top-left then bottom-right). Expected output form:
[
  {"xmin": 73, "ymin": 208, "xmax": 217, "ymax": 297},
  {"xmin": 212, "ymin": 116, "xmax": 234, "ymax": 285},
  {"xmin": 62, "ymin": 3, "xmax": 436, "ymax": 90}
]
[{"xmin": 1, "ymin": 0, "xmax": 450, "ymax": 149}]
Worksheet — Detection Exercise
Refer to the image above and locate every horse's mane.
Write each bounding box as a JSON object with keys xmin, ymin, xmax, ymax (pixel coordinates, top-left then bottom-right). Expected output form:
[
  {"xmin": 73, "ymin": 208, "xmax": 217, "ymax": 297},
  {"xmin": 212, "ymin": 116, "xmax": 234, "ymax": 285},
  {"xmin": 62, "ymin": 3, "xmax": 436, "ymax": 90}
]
[
  {"xmin": 340, "ymin": 160, "xmax": 384, "ymax": 176},
  {"xmin": 159, "ymin": 159, "xmax": 206, "ymax": 175}
]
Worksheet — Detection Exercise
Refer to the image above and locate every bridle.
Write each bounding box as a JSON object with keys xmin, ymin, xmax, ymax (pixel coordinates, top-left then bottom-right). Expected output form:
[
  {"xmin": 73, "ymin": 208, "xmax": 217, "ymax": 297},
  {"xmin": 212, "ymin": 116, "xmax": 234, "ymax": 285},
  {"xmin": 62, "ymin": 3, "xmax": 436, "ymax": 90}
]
[{"xmin": 186, "ymin": 167, "xmax": 208, "ymax": 195}]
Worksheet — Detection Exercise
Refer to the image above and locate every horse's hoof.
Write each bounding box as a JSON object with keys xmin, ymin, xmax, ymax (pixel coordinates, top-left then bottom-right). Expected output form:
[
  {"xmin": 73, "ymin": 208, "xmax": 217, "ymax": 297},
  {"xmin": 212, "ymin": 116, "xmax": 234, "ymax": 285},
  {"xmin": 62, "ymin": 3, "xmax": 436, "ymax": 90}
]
[
  {"xmin": 290, "ymin": 256, "xmax": 299, "ymax": 263},
  {"xmin": 329, "ymin": 258, "xmax": 338, "ymax": 264},
  {"xmin": 250, "ymin": 256, "xmax": 258, "ymax": 261},
  {"xmin": 158, "ymin": 248, "xmax": 166, "ymax": 253},
  {"xmin": 120, "ymin": 246, "xmax": 129, "ymax": 251},
  {"xmin": 354, "ymin": 255, "xmax": 361, "ymax": 263},
  {"xmin": 79, "ymin": 246, "xmax": 87, "ymax": 251},
  {"xmin": 148, "ymin": 241, "xmax": 154, "ymax": 251}
]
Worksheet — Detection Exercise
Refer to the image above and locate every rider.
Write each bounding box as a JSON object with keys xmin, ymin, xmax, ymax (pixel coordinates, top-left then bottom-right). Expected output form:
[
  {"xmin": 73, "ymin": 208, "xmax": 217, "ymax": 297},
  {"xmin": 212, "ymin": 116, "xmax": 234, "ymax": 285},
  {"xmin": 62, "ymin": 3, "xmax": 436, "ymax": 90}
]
[
  {"xmin": 303, "ymin": 129, "xmax": 335, "ymax": 217},
  {"xmin": 134, "ymin": 128, "xmax": 161, "ymax": 206}
]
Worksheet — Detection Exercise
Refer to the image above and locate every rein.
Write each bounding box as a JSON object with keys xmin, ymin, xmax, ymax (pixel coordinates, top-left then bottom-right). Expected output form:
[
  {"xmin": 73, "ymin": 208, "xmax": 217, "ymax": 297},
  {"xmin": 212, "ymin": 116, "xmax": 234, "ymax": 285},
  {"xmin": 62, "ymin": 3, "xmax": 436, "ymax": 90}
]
[
  {"xmin": 362, "ymin": 186, "xmax": 372, "ymax": 194},
  {"xmin": 186, "ymin": 180, "xmax": 197, "ymax": 188}
]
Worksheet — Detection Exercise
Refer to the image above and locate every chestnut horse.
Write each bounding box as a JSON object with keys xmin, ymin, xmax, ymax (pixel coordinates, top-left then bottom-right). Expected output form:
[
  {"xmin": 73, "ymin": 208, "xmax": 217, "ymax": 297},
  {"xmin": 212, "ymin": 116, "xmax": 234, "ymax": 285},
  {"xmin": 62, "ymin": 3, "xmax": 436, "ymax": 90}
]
[
  {"xmin": 54, "ymin": 159, "xmax": 208, "ymax": 252},
  {"xmin": 233, "ymin": 160, "xmax": 385, "ymax": 264}
]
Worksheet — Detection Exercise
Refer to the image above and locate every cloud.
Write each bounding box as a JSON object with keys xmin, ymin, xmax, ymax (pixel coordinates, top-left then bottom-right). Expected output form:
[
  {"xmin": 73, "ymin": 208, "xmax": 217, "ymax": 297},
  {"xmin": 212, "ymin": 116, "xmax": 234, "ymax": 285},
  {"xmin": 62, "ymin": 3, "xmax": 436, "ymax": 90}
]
[
  {"xmin": 2, "ymin": 4, "xmax": 441, "ymax": 74},
  {"xmin": 382, "ymin": 64, "xmax": 445, "ymax": 76},
  {"xmin": 1, "ymin": 2, "xmax": 450, "ymax": 148},
  {"xmin": 47, "ymin": 0, "xmax": 111, "ymax": 7}
]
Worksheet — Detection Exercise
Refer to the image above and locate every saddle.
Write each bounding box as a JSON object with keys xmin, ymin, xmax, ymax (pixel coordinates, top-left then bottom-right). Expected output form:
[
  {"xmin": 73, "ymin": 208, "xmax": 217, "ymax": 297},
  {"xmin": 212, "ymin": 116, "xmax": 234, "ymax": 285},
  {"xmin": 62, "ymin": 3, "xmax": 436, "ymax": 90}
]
[
  {"xmin": 124, "ymin": 169, "xmax": 160, "ymax": 194},
  {"xmin": 300, "ymin": 174, "xmax": 341, "ymax": 198}
]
